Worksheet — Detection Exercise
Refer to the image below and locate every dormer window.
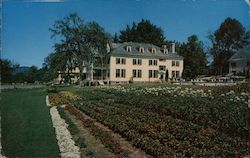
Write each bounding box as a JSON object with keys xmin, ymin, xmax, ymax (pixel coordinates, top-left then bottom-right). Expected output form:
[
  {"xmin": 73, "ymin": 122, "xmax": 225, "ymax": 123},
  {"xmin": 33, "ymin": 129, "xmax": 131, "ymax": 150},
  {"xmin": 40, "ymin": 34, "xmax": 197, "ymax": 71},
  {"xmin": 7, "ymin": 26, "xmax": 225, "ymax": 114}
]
[
  {"xmin": 126, "ymin": 46, "xmax": 132, "ymax": 52},
  {"xmin": 151, "ymin": 48, "xmax": 156, "ymax": 54},
  {"xmin": 162, "ymin": 49, "xmax": 168, "ymax": 54},
  {"xmin": 139, "ymin": 47, "xmax": 144, "ymax": 53}
]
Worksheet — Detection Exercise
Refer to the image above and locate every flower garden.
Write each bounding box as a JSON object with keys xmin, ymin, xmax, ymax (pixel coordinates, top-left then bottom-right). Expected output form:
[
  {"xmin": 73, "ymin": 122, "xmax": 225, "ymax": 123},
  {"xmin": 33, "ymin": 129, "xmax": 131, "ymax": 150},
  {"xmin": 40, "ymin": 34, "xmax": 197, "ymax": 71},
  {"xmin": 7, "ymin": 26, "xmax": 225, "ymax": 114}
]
[{"xmin": 48, "ymin": 83, "xmax": 250, "ymax": 157}]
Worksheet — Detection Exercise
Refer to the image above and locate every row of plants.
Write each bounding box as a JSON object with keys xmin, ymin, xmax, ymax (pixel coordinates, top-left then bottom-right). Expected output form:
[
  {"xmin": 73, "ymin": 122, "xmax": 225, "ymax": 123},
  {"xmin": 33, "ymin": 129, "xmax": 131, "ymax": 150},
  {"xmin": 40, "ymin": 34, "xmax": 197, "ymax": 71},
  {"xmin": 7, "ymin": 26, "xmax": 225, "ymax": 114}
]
[
  {"xmin": 57, "ymin": 106, "xmax": 99, "ymax": 158},
  {"xmin": 74, "ymin": 99, "xmax": 249, "ymax": 157},
  {"xmin": 49, "ymin": 91, "xmax": 82, "ymax": 106},
  {"xmin": 96, "ymin": 86, "xmax": 250, "ymax": 139},
  {"xmin": 65, "ymin": 105, "xmax": 129, "ymax": 158}
]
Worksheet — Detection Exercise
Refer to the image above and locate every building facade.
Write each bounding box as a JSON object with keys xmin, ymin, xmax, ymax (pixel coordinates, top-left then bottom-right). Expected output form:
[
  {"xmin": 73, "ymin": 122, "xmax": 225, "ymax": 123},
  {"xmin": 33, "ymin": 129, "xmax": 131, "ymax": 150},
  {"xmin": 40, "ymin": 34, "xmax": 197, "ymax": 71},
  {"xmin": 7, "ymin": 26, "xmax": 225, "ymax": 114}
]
[
  {"xmin": 228, "ymin": 45, "xmax": 250, "ymax": 75},
  {"xmin": 109, "ymin": 42, "xmax": 183, "ymax": 83},
  {"xmin": 57, "ymin": 42, "xmax": 184, "ymax": 84}
]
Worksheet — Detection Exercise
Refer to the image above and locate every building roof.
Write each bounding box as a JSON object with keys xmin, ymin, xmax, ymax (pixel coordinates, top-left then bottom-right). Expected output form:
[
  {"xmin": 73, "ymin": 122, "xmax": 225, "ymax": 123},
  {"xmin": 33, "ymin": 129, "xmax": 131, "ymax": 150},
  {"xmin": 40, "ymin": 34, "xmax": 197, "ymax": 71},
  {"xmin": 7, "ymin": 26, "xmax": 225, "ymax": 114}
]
[
  {"xmin": 110, "ymin": 42, "xmax": 183, "ymax": 60},
  {"xmin": 229, "ymin": 45, "xmax": 250, "ymax": 61}
]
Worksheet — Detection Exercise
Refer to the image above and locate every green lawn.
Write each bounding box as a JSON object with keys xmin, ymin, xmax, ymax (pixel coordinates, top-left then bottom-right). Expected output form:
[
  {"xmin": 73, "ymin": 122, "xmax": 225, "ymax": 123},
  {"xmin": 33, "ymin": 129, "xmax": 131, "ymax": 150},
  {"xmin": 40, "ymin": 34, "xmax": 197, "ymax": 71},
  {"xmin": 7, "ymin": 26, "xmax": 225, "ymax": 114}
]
[{"xmin": 0, "ymin": 89, "xmax": 59, "ymax": 158}]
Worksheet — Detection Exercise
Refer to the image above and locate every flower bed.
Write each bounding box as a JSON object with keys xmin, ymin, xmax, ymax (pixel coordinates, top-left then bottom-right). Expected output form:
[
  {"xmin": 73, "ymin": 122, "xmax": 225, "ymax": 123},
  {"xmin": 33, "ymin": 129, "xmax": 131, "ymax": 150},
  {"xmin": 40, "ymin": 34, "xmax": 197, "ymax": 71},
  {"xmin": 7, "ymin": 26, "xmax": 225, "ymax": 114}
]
[
  {"xmin": 65, "ymin": 105, "xmax": 129, "ymax": 157},
  {"xmin": 70, "ymin": 85, "xmax": 250, "ymax": 157},
  {"xmin": 49, "ymin": 91, "xmax": 81, "ymax": 106},
  {"xmin": 50, "ymin": 106, "xmax": 81, "ymax": 158}
]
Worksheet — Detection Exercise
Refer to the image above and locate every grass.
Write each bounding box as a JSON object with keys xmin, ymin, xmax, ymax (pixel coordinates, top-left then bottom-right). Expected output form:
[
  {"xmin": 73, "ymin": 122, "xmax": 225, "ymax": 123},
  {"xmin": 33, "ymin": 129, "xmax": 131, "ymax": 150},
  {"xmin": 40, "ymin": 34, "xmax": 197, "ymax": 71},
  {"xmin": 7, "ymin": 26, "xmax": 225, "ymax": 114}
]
[{"xmin": 0, "ymin": 88, "xmax": 59, "ymax": 157}]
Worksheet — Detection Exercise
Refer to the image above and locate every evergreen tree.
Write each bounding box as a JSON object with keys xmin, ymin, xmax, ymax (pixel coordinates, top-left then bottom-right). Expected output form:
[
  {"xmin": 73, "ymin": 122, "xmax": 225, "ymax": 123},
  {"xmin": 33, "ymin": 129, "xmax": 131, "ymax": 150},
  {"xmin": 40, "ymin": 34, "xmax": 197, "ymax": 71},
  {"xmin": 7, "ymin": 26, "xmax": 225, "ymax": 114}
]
[{"xmin": 119, "ymin": 19, "xmax": 165, "ymax": 46}]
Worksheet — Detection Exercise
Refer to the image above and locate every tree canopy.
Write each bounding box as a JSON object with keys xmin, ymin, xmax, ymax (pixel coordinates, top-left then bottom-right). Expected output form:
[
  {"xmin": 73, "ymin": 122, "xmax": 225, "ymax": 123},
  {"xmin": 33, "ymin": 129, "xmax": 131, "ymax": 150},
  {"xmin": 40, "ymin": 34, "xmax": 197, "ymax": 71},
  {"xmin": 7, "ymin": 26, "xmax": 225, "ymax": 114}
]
[
  {"xmin": 179, "ymin": 35, "xmax": 207, "ymax": 79},
  {"xmin": 118, "ymin": 19, "xmax": 165, "ymax": 46},
  {"xmin": 48, "ymin": 13, "xmax": 111, "ymax": 83},
  {"xmin": 0, "ymin": 59, "xmax": 18, "ymax": 83},
  {"xmin": 208, "ymin": 17, "xmax": 249, "ymax": 75}
]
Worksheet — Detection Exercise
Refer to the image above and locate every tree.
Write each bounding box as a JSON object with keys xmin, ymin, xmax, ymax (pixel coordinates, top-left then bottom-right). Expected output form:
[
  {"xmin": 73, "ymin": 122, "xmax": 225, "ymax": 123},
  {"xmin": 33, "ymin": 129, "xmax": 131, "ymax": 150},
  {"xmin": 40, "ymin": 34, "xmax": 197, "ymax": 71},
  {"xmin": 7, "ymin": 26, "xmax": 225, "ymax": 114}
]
[
  {"xmin": 119, "ymin": 19, "xmax": 165, "ymax": 46},
  {"xmin": 0, "ymin": 59, "xmax": 18, "ymax": 83},
  {"xmin": 113, "ymin": 33, "xmax": 119, "ymax": 43},
  {"xmin": 179, "ymin": 35, "xmax": 207, "ymax": 79},
  {"xmin": 208, "ymin": 17, "xmax": 249, "ymax": 75},
  {"xmin": 49, "ymin": 13, "xmax": 110, "ymax": 83},
  {"xmin": 84, "ymin": 22, "xmax": 111, "ymax": 81},
  {"xmin": 42, "ymin": 45, "xmax": 69, "ymax": 83}
]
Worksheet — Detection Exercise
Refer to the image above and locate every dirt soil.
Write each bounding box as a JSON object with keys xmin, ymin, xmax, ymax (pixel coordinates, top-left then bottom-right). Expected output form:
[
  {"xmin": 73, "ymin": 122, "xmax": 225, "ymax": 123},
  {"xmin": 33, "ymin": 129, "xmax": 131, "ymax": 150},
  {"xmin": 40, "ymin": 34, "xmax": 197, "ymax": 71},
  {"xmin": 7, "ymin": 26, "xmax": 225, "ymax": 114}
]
[
  {"xmin": 65, "ymin": 110, "xmax": 114, "ymax": 158},
  {"xmin": 65, "ymin": 107, "xmax": 150, "ymax": 158}
]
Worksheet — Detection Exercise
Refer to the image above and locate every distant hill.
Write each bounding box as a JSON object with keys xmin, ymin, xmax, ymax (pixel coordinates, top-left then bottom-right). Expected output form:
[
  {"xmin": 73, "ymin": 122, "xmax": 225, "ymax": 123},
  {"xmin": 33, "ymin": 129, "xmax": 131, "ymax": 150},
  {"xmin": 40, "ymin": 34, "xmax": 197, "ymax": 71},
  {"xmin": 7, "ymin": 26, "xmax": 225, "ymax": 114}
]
[{"xmin": 13, "ymin": 66, "xmax": 30, "ymax": 75}]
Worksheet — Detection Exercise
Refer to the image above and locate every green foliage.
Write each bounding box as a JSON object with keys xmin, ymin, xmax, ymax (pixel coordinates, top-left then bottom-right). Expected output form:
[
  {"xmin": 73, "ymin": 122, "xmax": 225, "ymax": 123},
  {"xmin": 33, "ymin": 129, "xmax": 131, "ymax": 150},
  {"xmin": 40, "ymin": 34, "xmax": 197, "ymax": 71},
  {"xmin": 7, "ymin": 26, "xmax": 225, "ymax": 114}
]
[
  {"xmin": 13, "ymin": 66, "xmax": 48, "ymax": 83},
  {"xmin": 48, "ymin": 13, "xmax": 111, "ymax": 82},
  {"xmin": 208, "ymin": 17, "xmax": 249, "ymax": 75},
  {"xmin": 0, "ymin": 58, "xmax": 18, "ymax": 83},
  {"xmin": 119, "ymin": 19, "xmax": 165, "ymax": 46},
  {"xmin": 76, "ymin": 137, "xmax": 87, "ymax": 148},
  {"xmin": 58, "ymin": 106, "xmax": 80, "ymax": 135},
  {"xmin": 179, "ymin": 35, "xmax": 207, "ymax": 79}
]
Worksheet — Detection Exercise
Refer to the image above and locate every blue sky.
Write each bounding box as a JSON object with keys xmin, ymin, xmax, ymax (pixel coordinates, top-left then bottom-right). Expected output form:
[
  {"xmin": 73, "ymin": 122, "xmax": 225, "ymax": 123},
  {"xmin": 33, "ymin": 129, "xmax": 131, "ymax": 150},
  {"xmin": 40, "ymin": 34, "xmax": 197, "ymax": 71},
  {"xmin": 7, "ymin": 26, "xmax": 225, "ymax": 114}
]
[{"xmin": 2, "ymin": 0, "xmax": 250, "ymax": 67}]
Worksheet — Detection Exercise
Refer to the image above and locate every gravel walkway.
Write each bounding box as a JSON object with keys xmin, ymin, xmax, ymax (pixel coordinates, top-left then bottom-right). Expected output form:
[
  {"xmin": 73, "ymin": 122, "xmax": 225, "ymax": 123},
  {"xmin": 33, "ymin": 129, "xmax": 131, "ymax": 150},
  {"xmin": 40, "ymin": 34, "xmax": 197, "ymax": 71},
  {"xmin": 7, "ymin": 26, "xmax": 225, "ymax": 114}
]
[{"xmin": 50, "ymin": 107, "xmax": 81, "ymax": 158}]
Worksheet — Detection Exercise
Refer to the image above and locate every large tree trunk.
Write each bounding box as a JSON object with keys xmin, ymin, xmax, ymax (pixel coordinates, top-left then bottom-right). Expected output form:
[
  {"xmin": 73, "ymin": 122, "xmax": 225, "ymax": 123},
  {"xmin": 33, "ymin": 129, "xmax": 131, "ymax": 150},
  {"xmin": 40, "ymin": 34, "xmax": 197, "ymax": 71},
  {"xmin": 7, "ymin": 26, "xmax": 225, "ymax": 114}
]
[
  {"xmin": 101, "ymin": 57, "xmax": 104, "ymax": 80},
  {"xmin": 87, "ymin": 54, "xmax": 93, "ymax": 81}
]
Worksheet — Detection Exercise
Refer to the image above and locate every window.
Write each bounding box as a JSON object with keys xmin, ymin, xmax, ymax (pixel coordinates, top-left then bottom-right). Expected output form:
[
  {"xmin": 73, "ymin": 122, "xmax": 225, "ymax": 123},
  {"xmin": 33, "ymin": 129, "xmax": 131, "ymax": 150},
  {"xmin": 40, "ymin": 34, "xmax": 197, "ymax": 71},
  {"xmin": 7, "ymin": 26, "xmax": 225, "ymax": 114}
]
[
  {"xmin": 116, "ymin": 58, "xmax": 121, "ymax": 64},
  {"xmin": 151, "ymin": 48, "xmax": 156, "ymax": 53},
  {"xmin": 154, "ymin": 70, "xmax": 158, "ymax": 78},
  {"xmin": 172, "ymin": 60, "xmax": 180, "ymax": 67},
  {"xmin": 162, "ymin": 49, "xmax": 168, "ymax": 54},
  {"xmin": 133, "ymin": 69, "xmax": 142, "ymax": 78},
  {"xmin": 153, "ymin": 60, "xmax": 158, "ymax": 65},
  {"xmin": 149, "ymin": 70, "xmax": 152, "ymax": 78},
  {"xmin": 149, "ymin": 70, "xmax": 158, "ymax": 78},
  {"xmin": 116, "ymin": 69, "xmax": 120, "ymax": 77},
  {"xmin": 172, "ymin": 71, "xmax": 176, "ymax": 78},
  {"xmin": 133, "ymin": 58, "xmax": 142, "ymax": 65},
  {"xmin": 133, "ymin": 59, "xmax": 137, "ymax": 65},
  {"xmin": 149, "ymin": 60, "xmax": 157, "ymax": 66},
  {"xmin": 126, "ymin": 46, "xmax": 131, "ymax": 52},
  {"xmin": 176, "ymin": 61, "xmax": 180, "ymax": 67},
  {"xmin": 116, "ymin": 69, "xmax": 126, "ymax": 78},
  {"xmin": 149, "ymin": 60, "xmax": 153, "ymax": 65},
  {"xmin": 122, "ymin": 58, "xmax": 126, "ymax": 64},
  {"xmin": 159, "ymin": 65, "xmax": 166, "ymax": 71},
  {"xmin": 159, "ymin": 58, "xmax": 165, "ymax": 62},
  {"xmin": 133, "ymin": 69, "xmax": 137, "ymax": 77},
  {"xmin": 139, "ymin": 47, "xmax": 144, "ymax": 53},
  {"xmin": 176, "ymin": 71, "xmax": 180, "ymax": 77},
  {"xmin": 121, "ymin": 69, "xmax": 126, "ymax": 78},
  {"xmin": 116, "ymin": 58, "xmax": 126, "ymax": 64},
  {"xmin": 138, "ymin": 70, "xmax": 142, "ymax": 78},
  {"xmin": 172, "ymin": 61, "xmax": 175, "ymax": 66},
  {"xmin": 138, "ymin": 59, "xmax": 142, "ymax": 65},
  {"xmin": 231, "ymin": 62, "xmax": 236, "ymax": 68}
]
